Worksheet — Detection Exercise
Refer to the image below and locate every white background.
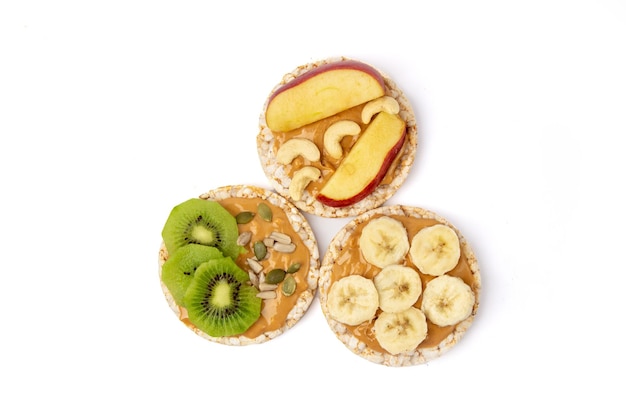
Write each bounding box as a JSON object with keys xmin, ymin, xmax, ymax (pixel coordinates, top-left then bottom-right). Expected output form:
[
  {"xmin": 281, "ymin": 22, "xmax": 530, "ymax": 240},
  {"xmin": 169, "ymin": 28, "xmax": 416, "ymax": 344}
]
[{"xmin": 1, "ymin": 0, "xmax": 625, "ymax": 415}]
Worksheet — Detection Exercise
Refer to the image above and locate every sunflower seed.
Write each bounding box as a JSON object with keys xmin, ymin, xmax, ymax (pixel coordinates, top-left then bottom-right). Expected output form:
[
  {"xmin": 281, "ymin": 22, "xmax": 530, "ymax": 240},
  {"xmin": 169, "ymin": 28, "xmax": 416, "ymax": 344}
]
[
  {"xmin": 273, "ymin": 242, "xmax": 296, "ymax": 253},
  {"xmin": 256, "ymin": 291, "xmax": 277, "ymax": 299},
  {"xmin": 269, "ymin": 231, "xmax": 292, "ymax": 244},
  {"xmin": 237, "ymin": 231, "xmax": 252, "ymax": 246},
  {"xmin": 248, "ymin": 270, "xmax": 259, "ymax": 287},
  {"xmin": 259, "ymin": 283, "xmax": 278, "ymax": 291},
  {"xmin": 246, "ymin": 257, "xmax": 264, "ymax": 274}
]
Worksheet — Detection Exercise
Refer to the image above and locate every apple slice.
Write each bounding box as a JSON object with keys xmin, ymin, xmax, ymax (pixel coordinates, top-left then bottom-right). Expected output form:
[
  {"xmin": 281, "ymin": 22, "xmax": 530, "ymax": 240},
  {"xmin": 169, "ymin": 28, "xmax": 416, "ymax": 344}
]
[
  {"xmin": 316, "ymin": 112, "xmax": 406, "ymax": 208},
  {"xmin": 265, "ymin": 60, "xmax": 386, "ymax": 132}
]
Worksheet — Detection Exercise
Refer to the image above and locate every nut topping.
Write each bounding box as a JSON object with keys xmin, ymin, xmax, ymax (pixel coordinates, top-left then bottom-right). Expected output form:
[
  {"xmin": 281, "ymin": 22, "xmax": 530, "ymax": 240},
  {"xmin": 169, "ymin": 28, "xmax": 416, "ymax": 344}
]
[
  {"xmin": 257, "ymin": 202, "xmax": 273, "ymax": 222},
  {"xmin": 236, "ymin": 211, "xmax": 255, "ymax": 224},
  {"xmin": 281, "ymin": 275, "xmax": 297, "ymax": 296},
  {"xmin": 246, "ymin": 257, "xmax": 264, "ymax": 274},
  {"xmin": 273, "ymin": 242, "xmax": 296, "ymax": 253},
  {"xmin": 361, "ymin": 96, "xmax": 400, "ymax": 124},
  {"xmin": 237, "ymin": 231, "xmax": 252, "ymax": 246},
  {"xmin": 259, "ymin": 283, "xmax": 279, "ymax": 291},
  {"xmin": 323, "ymin": 120, "xmax": 361, "ymax": 159},
  {"xmin": 256, "ymin": 291, "xmax": 277, "ymax": 299},
  {"xmin": 269, "ymin": 231, "xmax": 292, "ymax": 244},
  {"xmin": 253, "ymin": 241, "xmax": 267, "ymax": 261},
  {"xmin": 266, "ymin": 268, "xmax": 287, "ymax": 284}
]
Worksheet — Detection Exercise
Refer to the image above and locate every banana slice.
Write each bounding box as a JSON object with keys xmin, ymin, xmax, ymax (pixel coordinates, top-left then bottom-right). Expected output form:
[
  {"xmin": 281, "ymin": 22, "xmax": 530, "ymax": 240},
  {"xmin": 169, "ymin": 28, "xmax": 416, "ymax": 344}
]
[
  {"xmin": 326, "ymin": 275, "xmax": 379, "ymax": 326},
  {"xmin": 359, "ymin": 216, "xmax": 409, "ymax": 268},
  {"xmin": 409, "ymin": 224, "xmax": 460, "ymax": 276},
  {"xmin": 421, "ymin": 275, "xmax": 475, "ymax": 327},
  {"xmin": 374, "ymin": 307, "xmax": 428, "ymax": 355},
  {"xmin": 373, "ymin": 265, "xmax": 422, "ymax": 313}
]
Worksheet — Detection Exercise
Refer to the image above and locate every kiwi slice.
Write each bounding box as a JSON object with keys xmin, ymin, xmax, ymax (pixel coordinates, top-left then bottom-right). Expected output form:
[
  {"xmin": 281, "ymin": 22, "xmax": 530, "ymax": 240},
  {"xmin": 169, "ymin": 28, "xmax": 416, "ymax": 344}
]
[
  {"xmin": 183, "ymin": 257, "xmax": 262, "ymax": 337},
  {"xmin": 162, "ymin": 198, "xmax": 242, "ymax": 259},
  {"xmin": 161, "ymin": 244, "xmax": 224, "ymax": 306}
]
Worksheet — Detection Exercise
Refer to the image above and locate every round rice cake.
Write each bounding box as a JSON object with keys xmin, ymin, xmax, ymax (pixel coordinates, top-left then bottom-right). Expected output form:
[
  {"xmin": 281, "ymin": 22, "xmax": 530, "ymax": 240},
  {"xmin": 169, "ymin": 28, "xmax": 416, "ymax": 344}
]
[
  {"xmin": 257, "ymin": 56, "xmax": 418, "ymax": 218},
  {"xmin": 158, "ymin": 184, "xmax": 320, "ymax": 346},
  {"xmin": 318, "ymin": 205, "xmax": 481, "ymax": 366}
]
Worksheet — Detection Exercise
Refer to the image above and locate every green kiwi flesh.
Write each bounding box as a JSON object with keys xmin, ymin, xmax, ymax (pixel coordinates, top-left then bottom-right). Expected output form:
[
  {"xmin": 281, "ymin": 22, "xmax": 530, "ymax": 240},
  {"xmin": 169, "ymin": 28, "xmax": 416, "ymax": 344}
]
[
  {"xmin": 162, "ymin": 198, "xmax": 243, "ymax": 260},
  {"xmin": 183, "ymin": 257, "xmax": 262, "ymax": 337},
  {"xmin": 161, "ymin": 244, "xmax": 224, "ymax": 306}
]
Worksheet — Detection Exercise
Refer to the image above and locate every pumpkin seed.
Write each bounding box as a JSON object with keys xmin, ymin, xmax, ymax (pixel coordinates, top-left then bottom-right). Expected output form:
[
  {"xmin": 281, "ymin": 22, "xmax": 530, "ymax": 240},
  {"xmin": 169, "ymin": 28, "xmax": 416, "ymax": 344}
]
[
  {"xmin": 236, "ymin": 211, "xmax": 255, "ymax": 224},
  {"xmin": 265, "ymin": 268, "xmax": 286, "ymax": 284},
  {"xmin": 281, "ymin": 275, "xmax": 296, "ymax": 296},
  {"xmin": 258, "ymin": 202, "xmax": 273, "ymax": 222},
  {"xmin": 287, "ymin": 262, "xmax": 301, "ymax": 274},
  {"xmin": 253, "ymin": 241, "xmax": 267, "ymax": 260}
]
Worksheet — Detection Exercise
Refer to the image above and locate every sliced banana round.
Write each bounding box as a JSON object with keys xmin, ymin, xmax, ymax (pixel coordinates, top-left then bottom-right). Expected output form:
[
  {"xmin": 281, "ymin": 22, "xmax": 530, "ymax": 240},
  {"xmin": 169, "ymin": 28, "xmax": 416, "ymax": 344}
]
[
  {"xmin": 359, "ymin": 216, "xmax": 409, "ymax": 268},
  {"xmin": 374, "ymin": 307, "xmax": 428, "ymax": 355},
  {"xmin": 421, "ymin": 275, "xmax": 475, "ymax": 327},
  {"xmin": 409, "ymin": 224, "xmax": 460, "ymax": 276},
  {"xmin": 373, "ymin": 265, "xmax": 422, "ymax": 313},
  {"xmin": 326, "ymin": 275, "xmax": 379, "ymax": 326}
]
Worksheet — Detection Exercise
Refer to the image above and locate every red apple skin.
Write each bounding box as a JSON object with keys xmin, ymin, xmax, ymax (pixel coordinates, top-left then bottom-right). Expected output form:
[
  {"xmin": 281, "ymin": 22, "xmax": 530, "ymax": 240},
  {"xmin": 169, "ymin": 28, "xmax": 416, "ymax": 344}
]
[
  {"xmin": 267, "ymin": 60, "xmax": 386, "ymax": 103},
  {"xmin": 316, "ymin": 130, "xmax": 406, "ymax": 208}
]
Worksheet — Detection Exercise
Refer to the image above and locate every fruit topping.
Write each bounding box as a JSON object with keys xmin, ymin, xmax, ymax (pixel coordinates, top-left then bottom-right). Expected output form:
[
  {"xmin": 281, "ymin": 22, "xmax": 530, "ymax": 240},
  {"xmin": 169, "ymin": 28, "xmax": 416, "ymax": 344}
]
[
  {"xmin": 161, "ymin": 198, "xmax": 242, "ymax": 260},
  {"xmin": 265, "ymin": 60, "xmax": 385, "ymax": 132}
]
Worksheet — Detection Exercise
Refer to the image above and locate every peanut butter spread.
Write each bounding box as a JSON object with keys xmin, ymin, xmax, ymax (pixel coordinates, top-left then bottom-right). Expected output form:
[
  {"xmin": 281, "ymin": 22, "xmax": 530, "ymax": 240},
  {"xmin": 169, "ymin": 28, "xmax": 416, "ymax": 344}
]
[
  {"xmin": 271, "ymin": 100, "xmax": 408, "ymax": 198},
  {"xmin": 171, "ymin": 197, "xmax": 310, "ymax": 339},
  {"xmin": 215, "ymin": 197, "xmax": 310, "ymax": 338},
  {"xmin": 329, "ymin": 214, "xmax": 479, "ymax": 353}
]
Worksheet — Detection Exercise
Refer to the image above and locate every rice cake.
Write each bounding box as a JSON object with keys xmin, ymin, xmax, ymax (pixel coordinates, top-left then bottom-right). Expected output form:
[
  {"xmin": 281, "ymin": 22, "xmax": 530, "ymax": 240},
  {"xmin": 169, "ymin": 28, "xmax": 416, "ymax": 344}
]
[
  {"xmin": 159, "ymin": 185, "xmax": 320, "ymax": 345},
  {"xmin": 318, "ymin": 204, "xmax": 481, "ymax": 366},
  {"xmin": 257, "ymin": 56, "xmax": 418, "ymax": 218}
]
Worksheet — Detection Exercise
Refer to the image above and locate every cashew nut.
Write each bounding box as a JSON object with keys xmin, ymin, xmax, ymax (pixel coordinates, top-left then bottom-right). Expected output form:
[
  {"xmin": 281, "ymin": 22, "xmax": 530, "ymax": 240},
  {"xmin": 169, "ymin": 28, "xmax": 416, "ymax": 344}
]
[
  {"xmin": 361, "ymin": 96, "xmax": 400, "ymax": 124},
  {"xmin": 289, "ymin": 166, "xmax": 321, "ymax": 201},
  {"xmin": 323, "ymin": 120, "xmax": 361, "ymax": 159},
  {"xmin": 276, "ymin": 138, "xmax": 321, "ymax": 164}
]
